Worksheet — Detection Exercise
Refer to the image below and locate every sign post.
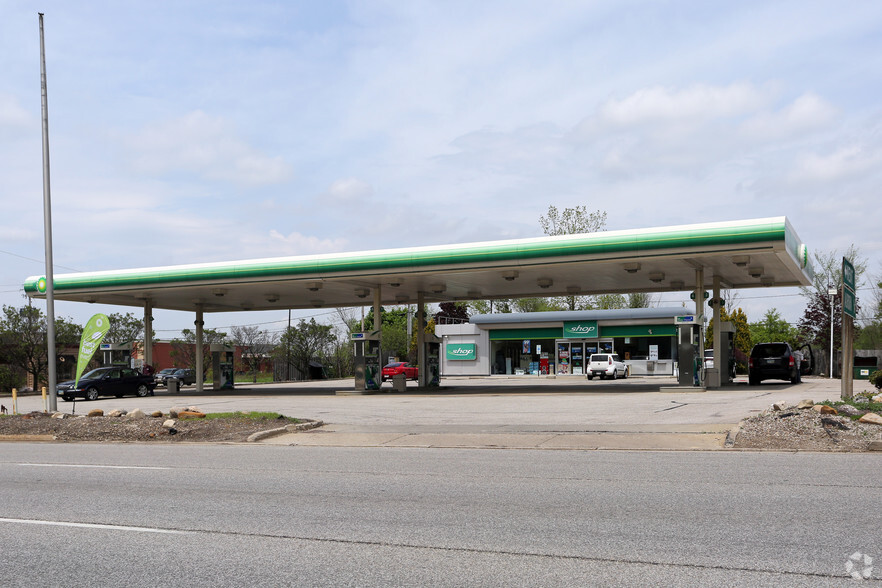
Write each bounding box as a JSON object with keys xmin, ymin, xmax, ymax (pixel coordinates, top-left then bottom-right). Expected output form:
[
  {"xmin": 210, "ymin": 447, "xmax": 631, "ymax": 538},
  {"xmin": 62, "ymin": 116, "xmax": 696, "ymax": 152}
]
[{"xmin": 841, "ymin": 258, "xmax": 856, "ymax": 399}]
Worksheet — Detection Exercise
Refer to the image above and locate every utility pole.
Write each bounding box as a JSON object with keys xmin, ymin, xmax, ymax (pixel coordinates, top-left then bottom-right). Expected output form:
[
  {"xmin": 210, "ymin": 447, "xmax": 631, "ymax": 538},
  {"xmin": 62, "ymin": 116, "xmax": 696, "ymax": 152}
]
[{"xmin": 39, "ymin": 13, "xmax": 58, "ymax": 412}]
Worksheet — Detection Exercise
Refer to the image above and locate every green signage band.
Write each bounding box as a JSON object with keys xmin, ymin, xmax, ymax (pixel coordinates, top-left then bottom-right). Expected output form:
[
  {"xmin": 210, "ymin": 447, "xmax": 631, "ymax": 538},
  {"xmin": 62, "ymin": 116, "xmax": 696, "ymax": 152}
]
[
  {"xmin": 563, "ymin": 321, "xmax": 598, "ymax": 338},
  {"xmin": 75, "ymin": 314, "xmax": 111, "ymax": 388},
  {"xmin": 446, "ymin": 343, "xmax": 476, "ymax": 360}
]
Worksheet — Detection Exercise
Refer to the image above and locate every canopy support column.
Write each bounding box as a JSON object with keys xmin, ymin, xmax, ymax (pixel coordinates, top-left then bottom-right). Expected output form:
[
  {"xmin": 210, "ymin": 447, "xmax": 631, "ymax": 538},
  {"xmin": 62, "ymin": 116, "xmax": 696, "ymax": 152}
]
[
  {"xmin": 694, "ymin": 268, "xmax": 705, "ymax": 387},
  {"xmin": 195, "ymin": 306, "xmax": 204, "ymax": 392},
  {"xmin": 143, "ymin": 300, "xmax": 153, "ymax": 369},
  {"xmin": 417, "ymin": 291, "xmax": 426, "ymax": 387}
]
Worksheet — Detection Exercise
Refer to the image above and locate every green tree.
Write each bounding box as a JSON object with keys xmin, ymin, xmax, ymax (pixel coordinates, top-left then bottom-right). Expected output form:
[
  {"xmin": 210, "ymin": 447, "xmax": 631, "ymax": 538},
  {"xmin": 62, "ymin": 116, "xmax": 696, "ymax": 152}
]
[
  {"xmin": 230, "ymin": 324, "xmax": 276, "ymax": 383},
  {"xmin": 170, "ymin": 328, "xmax": 228, "ymax": 376},
  {"xmin": 0, "ymin": 304, "xmax": 81, "ymax": 389},
  {"xmin": 749, "ymin": 309, "xmax": 799, "ymax": 347},
  {"xmin": 628, "ymin": 292, "xmax": 655, "ymax": 308},
  {"xmin": 274, "ymin": 318, "xmax": 336, "ymax": 381},
  {"xmin": 104, "ymin": 312, "xmax": 145, "ymax": 344},
  {"xmin": 538, "ymin": 204, "xmax": 615, "ymax": 310}
]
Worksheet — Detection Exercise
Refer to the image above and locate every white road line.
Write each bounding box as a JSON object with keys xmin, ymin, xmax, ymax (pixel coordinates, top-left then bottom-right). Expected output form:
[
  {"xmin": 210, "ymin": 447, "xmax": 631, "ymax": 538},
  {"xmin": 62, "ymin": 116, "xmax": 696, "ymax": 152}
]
[
  {"xmin": 17, "ymin": 463, "xmax": 170, "ymax": 470},
  {"xmin": 0, "ymin": 518, "xmax": 188, "ymax": 534}
]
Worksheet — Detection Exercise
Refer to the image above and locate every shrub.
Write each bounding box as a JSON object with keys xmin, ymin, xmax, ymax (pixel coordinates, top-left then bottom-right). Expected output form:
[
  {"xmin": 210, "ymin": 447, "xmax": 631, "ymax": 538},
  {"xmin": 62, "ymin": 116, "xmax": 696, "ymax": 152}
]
[{"xmin": 869, "ymin": 369, "xmax": 882, "ymax": 390}]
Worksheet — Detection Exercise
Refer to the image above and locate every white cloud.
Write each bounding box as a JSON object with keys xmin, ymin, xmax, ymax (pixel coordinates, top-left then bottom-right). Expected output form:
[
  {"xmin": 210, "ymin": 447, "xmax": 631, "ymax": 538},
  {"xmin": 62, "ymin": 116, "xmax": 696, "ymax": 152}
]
[
  {"xmin": 790, "ymin": 145, "xmax": 882, "ymax": 183},
  {"xmin": 266, "ymin": 230, "xmax": 349, "ymax": 255},
  {"xmin": 739, "ymin": 93, "xmax": 838, "ymax": 139},
  {"xmin": 124, "ymin": 111, "xmax": 291, "ymax": 186},
  {"xmin": 594, "ymin": 83, "xmax": 769, "ymax": 128},
  {"xmin": 324, "ymin": 178, "xmax": 374, "ymax": 204},
  {"xmin": 0, "ymin": 94, "xmax": 31, "ymax": 130}
]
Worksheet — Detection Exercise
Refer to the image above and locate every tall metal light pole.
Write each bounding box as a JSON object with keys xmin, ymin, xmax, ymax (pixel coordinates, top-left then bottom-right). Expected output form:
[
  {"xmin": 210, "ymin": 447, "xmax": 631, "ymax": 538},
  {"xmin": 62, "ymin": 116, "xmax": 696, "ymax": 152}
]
[
  {"xmin": 827, "ymin": 285, "xmax": 837, "ymax": 378},
  {"xmin": 39, "ymin": 13, "xmax": 58, "ymax": 412}
]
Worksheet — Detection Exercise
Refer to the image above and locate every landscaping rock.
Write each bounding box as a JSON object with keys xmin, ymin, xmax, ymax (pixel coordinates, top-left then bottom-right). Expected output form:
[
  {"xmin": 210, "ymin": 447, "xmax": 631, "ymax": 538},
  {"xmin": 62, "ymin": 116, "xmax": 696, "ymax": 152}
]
[
  {"xmin": 858, "ymin": 413, "xmax": 882, "ymax": 426},
  {"xmin": 813, "ymin": 405, "xmax": 837, "ymax": 415},
  {"xmin": 150, "ymin": 411, "xmax": 163, "ymax": 418},
  {"xmin": 837, "ymin": 404, "xmax": 863, "ymax": 417},
  {"xmin": 87, "ymin": 409, "xmax": 104, "ymax": 417},
  {"xmin": 797, "ymin": 399, "xmax": 814, "ymax": 409},
  {"xmin": 178, "ymin": 411, "xmax": 206, "ymax": 419},
  {"xmin": 770, "ymin": 403, "xmax": 784, "ymax": 411},
  {"xmin": 162, "ymin": 419, "xmax": 176, "ymax": 429},
  {"xmin": 169, "ymin": 407, "xmax": 188, "ymax": 418},
  {"xmin": 125, "ymin": 409, "xmax": 146, "ymax": 419},
  {"xmin": 107, "ymin": 409, "xmax": 126, "ymax": 418},
  {"xmin": 51, "ymin": 412, "xmax": 66, "ymax": 419}
]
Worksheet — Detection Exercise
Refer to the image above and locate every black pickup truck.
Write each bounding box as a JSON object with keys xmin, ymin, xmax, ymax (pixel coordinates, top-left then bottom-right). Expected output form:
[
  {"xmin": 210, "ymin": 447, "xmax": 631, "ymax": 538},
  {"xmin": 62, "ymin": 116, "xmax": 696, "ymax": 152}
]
[{"xmin": 57, "ymin": 366, "xmax": 156, "ymax": 401}]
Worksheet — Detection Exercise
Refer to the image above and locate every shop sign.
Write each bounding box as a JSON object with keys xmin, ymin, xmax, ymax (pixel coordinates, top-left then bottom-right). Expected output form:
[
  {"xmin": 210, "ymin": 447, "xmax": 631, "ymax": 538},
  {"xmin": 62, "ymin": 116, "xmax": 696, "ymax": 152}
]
[
  {"xmin": 563, "ymin": 321, "xmax": 598, "ymax": 338},
  {"xmin": 446, "ymin": 343, "xmax": 476, "ymax": 360},
  {"xmin": 675, "ymin": 315, "xmax": 696, "ymax": 324}
]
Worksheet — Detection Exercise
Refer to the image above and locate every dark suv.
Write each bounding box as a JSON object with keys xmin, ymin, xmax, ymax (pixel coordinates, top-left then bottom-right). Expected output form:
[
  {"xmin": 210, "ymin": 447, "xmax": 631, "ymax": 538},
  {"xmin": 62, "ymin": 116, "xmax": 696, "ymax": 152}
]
[{"xmin": 748, "ymin": 342, "xmax": 810, "ymax": 385}]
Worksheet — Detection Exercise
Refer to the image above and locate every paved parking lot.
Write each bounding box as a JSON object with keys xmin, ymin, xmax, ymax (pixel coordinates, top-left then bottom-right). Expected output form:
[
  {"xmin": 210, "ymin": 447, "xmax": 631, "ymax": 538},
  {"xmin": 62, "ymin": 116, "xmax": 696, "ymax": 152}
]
[{"xmin": 9, "ymin": 374, "xmax": 871, "ymax": 450}]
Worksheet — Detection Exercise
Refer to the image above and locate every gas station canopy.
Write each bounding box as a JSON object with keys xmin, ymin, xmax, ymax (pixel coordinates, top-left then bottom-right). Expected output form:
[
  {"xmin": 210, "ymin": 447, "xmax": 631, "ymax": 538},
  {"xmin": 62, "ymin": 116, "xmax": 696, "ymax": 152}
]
[{"xmin": 24, "ymin": 217, "xmax": 813, "ymax": 312}]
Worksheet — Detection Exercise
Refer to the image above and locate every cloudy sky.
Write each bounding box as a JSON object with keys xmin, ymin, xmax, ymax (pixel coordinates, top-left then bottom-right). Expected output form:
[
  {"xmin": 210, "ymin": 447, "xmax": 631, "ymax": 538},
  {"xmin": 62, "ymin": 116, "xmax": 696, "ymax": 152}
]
[{"xmin": 2, "ymin": 0, "xmax": 881, "ymax": 337}]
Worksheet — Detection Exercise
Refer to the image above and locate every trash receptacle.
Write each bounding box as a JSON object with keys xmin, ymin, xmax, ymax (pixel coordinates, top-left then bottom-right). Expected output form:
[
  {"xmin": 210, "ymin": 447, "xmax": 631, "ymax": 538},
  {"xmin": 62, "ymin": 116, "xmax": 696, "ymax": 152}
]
[
  {"xmin": 392, "ymin": 373, "xmax": 407, "ymax": 392},
  {"xmin": 854, "ymin": 357, "xmax": 878, "ymax": 380},
  {"xmin": 167, "ymin": 378, "xmax": 179, "ymax": 393}
]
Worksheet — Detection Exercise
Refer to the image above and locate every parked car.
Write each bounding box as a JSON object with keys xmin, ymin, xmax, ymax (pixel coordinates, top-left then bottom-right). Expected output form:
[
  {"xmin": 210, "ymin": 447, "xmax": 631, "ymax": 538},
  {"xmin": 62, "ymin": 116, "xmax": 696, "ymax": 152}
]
[
  {"xmin": 382, "ymin": 362, "xmax": 418, "ymax": 381},
  {"xmin": 57, "ymin": 366, "xmax": 156, "ymax": 401},
  {"xmin": 154, "ymin": 368, "xmax": 178, "ymax": 386},
  {"xmin": 587, "ymin": 353, "xmax": 628, "ymax": 380},
  {"xmin": 155, "ymin": 368, "xmax": 197, "ymax": 387},
  {"xmin": 168, "ymin": 368, "xmax": 197, "ymax": 387},
  {"xmin": 748, "ymin": 342, "xmax": 810, "ymax": 385}
]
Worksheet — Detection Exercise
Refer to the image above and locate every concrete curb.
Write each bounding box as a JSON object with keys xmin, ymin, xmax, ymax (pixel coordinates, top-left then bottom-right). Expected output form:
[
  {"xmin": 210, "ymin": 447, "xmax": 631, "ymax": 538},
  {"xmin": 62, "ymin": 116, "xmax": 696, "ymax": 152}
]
[
  {"xmin": 247, "ymin": 419, "xmax": 324, "ymax": 443},
  {"xmin": 724, "ymin": 419, "xmax": 747, "ymax": 448}
]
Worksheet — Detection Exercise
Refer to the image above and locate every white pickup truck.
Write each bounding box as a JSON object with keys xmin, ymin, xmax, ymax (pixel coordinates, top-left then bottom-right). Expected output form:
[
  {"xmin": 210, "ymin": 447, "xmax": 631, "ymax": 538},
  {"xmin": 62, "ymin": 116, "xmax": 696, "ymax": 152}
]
[{"xmin": 587, "ymin": 353, "xmax": 629, "ymax": 380}]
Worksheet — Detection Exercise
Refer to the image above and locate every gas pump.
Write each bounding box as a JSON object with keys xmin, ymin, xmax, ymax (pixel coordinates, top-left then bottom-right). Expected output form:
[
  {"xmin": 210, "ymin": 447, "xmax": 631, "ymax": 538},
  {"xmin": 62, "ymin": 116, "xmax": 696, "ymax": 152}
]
[
  {"xmin": 677, "ymin": 322, "xmax": 701, "ymax": 387},
  {"xmin": 210, "ymin": 344, "xmax": 235, "ymax": 389},
  {"xmin": 422, "ymin": 334, "xmax": 441, "ymax": 387},
  {"xmin": 100, "ymin": 342, "xmax": 132, "ymax": 367},
  {"xmin": 352, "ymin": 331, "xmax": 381, "ymax": 391}
]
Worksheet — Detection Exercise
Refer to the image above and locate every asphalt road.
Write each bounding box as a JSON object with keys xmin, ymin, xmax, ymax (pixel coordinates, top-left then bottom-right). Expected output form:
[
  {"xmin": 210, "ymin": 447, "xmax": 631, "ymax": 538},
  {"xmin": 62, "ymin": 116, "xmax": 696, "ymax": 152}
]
[{"xmin": 1, "ymin": 443, "xmax": 879, "ymax": 586}]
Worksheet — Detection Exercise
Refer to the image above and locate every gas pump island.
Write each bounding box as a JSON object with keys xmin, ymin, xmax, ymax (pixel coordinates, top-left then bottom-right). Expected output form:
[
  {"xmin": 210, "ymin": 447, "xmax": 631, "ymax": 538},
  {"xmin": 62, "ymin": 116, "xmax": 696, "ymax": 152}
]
[{"xmin": 351, "ymin": 331, "xmax": 441, "ymax": 392}]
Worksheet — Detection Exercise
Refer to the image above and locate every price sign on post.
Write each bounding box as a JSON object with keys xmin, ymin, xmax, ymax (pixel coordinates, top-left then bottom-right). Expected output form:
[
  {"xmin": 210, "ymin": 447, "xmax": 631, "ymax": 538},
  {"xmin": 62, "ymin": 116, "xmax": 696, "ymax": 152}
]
[{"xmin": 843, "ymin": 287, "xmax": 856, "ymax": 319}]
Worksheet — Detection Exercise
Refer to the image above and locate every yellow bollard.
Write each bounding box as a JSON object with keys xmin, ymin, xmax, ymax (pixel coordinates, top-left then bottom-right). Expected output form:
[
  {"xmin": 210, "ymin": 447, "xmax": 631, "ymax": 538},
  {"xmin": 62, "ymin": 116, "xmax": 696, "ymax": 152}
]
[
  {"xmin": 42, "ymin": 387, "xmax": 47, "ymax": 413},
  {"xmin": 12, "ymin": 388, "xmax": 17, "ymax": 415}
]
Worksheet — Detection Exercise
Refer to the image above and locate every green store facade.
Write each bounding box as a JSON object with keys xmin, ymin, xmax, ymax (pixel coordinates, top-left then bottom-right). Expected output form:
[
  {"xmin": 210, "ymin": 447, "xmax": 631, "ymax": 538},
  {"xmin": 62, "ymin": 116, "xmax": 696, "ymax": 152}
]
[{"xmin": 436, "ymin": 307, "xmax": 694, "ymax": 377}]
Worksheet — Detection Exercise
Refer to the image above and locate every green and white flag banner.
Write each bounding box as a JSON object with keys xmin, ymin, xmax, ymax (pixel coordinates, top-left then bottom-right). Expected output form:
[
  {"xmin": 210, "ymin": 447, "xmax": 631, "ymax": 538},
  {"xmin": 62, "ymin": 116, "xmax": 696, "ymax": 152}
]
[{"xmin": 75, "ymin": 314, "xmax": 111, "ymax": 388}]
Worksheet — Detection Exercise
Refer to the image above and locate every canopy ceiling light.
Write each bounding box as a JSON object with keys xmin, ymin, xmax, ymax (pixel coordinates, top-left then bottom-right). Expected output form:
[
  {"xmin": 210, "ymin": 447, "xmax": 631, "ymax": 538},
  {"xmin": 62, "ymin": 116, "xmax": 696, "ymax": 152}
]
[
  {"xmin": 748, "ymin": 266, "xmax": 764, "ymax": 278},
  {"xmin": 501, "ymin": 270, "xmax": 519, "ymax": 281},
  {"xmin": 305, "ymin": 281, "xmax": 322, "ymax": 292},
  {"xmin": 537, "ymin": 278, "xmax": 553, "ymax": 289},
  {"xmin": 265, "ymin": 293, "xmax": 280, "ymax": 303},
  {"xmin": 389, "ymin": 278, "xmax": 403, "ymax": 287},
  {"xmin": 354, "ymin": 288, "xmax": 370, "ymax": 298},
  {"xmin": 649, "ymin": 272, "xmax": 665, "ymax": 283},
  {"xmin": 429, "ymin": 283, "xmax": 446, "ymax": 294},
  {"xmin": 212, "ymin": 288, "xmax": 227, "ymax": 297},
  {"xmin": 732, "ymin": 255, "xmax": 751, "ymax": 267},
  {"xmin": 623, "ymin": 262, "xmax": 641, "ymax": 273}
]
